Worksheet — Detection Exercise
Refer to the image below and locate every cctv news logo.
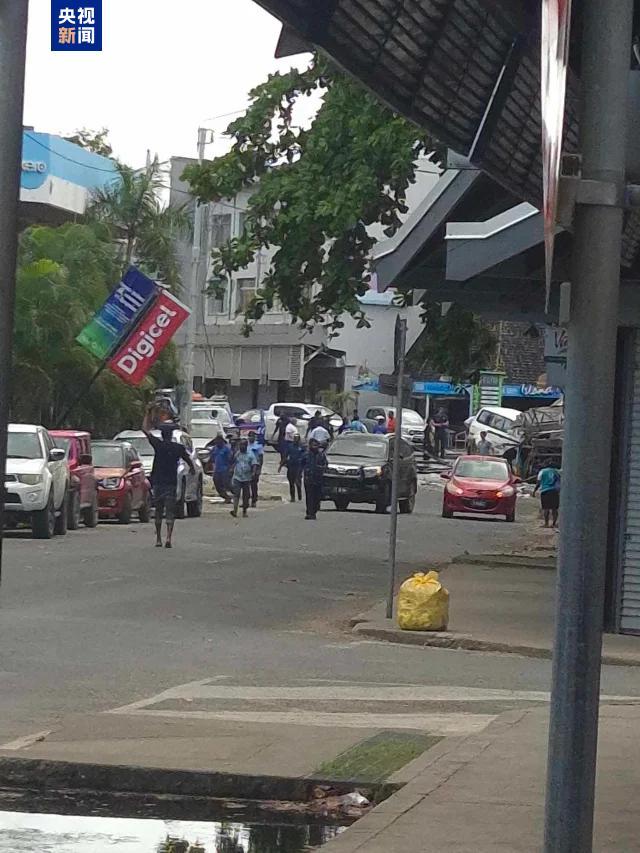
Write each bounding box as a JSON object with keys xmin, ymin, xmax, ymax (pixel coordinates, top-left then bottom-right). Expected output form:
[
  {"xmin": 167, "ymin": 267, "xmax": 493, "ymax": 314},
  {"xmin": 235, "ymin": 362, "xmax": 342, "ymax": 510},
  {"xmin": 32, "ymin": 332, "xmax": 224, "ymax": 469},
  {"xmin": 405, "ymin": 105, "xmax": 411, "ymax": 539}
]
[{"xmin": 108, "ymin": 292, "xmax": 190, "ymax": 386}]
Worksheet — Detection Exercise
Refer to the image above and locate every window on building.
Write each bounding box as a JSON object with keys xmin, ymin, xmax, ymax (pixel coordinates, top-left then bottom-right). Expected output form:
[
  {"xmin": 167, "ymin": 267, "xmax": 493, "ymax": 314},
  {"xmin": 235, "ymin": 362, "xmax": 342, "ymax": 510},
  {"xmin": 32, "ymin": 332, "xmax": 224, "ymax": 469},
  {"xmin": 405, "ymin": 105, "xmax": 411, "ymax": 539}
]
[
  {"xmin": 237, "ymin": 277, "xmax": 257, "ymax": 313},
  {"xmin": 210, "ymin": 214, "xmax": 232, "ymax": 248},
  {"xmin": 206, "ymin": 277, "xmax": 230, "ymax": 316}
]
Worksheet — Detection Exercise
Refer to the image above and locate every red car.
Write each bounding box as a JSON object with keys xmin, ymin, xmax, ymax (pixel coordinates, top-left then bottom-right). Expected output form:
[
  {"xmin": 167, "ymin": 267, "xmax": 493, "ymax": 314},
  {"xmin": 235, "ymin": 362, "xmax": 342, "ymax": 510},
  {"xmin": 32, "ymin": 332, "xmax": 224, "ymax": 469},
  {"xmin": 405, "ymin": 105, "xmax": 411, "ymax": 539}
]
[
  {"xmin": 92, "ymin": 440, "xmax": 151, "ymax": 524},
  {"xmin": 441, "ymin": 455, "xmax": 518, "ymax": 522},
  {"xmin": 51, "ymin": 429, "xmax": 98, "ymax": 529}
]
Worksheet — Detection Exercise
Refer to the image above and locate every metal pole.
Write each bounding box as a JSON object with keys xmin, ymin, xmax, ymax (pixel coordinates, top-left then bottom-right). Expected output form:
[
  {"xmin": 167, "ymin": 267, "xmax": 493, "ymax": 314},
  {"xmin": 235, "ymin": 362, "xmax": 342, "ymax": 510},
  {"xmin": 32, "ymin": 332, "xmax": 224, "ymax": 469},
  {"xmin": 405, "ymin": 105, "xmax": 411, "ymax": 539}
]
[
  {"xmin": 181, "ymin": 127, "xmax": 209, "ymax": 433},
  {"xmin": 386, "ymin": 319, "xmax": 407, "ymax": 619},
  {"xmin": 544, "ymin": 1, "xmax": 634, "ymax": 850},
  {"xmin": 0, "ymin": 0, "xmax": 29, "ymax": 584}
]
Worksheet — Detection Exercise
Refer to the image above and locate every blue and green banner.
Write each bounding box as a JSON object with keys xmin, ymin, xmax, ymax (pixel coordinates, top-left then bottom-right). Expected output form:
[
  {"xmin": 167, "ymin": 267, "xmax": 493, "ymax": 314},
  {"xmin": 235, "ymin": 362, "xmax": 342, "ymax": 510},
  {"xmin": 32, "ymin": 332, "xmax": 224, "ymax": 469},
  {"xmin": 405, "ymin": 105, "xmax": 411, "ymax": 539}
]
[{"xmin": 76, "ymin": 267, "xmax": 158, "ymax": 360}]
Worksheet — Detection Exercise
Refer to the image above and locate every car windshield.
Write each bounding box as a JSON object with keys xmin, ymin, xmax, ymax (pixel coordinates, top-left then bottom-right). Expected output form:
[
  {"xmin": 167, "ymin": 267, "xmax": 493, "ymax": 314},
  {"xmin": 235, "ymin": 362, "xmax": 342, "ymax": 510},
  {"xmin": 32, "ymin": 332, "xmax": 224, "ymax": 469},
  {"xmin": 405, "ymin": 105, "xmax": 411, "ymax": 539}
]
[
  {"xmin": 455, "ymin": 459, "xmax": 509, "ymax": 481},
  {"xmin": 329, "ymin": 437, "xmax": 387, "ymax": 459},
  {"xmin": 237, "ymin": 409, "xmax": 262, "ymax": 424},
  {"xmin": 92, "ymin": 445, "xmax": 125, "ymax": 468},
  {"xmin": 7, "ymin": 432, "xmax": 42, "ymax": 460},
  {"xmin": 115, "ymin": 436, "xmax": 152, "ymax": 457},
  {"xmin": 53, "ymin": 437, "xmax": 71, "ymax": 456},
  {"xmin": 403, "ymin": 410, "xmax": 424, "ymax": 425},
  {"xmin": 191, "ymin": 422, "xmax": 224, "ymax": 440},
  {"xmin": 193, "ymin": 406, "xmax": 232, "ymax": 425}
]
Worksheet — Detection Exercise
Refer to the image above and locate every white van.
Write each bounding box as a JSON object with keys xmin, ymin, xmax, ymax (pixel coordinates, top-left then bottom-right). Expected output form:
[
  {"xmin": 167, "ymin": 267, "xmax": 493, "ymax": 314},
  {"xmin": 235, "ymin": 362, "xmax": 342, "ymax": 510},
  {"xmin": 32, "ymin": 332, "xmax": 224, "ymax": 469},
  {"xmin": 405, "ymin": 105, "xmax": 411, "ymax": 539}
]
[{"xmin": 465, "ymin": 406, "xmax": 521, "ymax": 454}]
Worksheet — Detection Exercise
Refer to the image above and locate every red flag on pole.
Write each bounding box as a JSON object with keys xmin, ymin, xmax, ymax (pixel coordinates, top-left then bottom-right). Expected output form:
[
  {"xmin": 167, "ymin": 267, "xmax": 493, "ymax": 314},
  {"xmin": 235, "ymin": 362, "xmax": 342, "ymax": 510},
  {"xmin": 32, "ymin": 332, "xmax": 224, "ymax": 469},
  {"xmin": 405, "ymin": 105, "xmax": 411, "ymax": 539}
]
[
  {"xmin": 108, "ymin": 290, "xmax": 190, "ymax": 386},
  {"xmin": 541, "ymin": 0, "xmax": 572, "ymax": 311}
]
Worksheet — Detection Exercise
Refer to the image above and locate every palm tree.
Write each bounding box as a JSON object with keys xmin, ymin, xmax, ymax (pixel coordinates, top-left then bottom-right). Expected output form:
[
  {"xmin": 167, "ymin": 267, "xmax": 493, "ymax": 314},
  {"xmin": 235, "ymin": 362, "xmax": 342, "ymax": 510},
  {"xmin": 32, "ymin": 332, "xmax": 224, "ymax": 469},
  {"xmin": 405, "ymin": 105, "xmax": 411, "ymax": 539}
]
[{"xmin": 88, "ymin": 159, "xmax": 190, "ymax": 291}]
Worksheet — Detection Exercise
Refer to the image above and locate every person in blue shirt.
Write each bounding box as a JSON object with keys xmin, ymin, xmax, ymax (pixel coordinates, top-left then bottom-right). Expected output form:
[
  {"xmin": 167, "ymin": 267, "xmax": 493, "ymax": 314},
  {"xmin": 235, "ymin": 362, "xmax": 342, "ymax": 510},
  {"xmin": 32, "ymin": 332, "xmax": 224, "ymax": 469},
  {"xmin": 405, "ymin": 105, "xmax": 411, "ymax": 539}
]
[
  {"xmin": 247, "ymin": 430, "xmax": 264, "ymax": 507},
  {"xmin": 372, "ymin": 415, "xmax": 387, "ymax": 434},
  {"xmin": 280, "ymin": 433, "xmax": 306, "ymax": 502},
  {"xmin": 210, "ymin": 435, "xmax": 233, "ymax": 503},
  {"xmin": 338, "ymin": 416, "xmax": 350, "ymax": 435},
  {"xmin": 534, "ymin": 464, "xmax": 561, "ymax": 528},
  {"xmin": 349, "ymin": 411, "xmax": 367, "ymax": 433},
  {"xmin": 230, "ymin": 438, "xmax": 258, "ymax": 518},
  {"xmin": 304, "ymin": 438, "xmax": 328, "ymax": 520}
]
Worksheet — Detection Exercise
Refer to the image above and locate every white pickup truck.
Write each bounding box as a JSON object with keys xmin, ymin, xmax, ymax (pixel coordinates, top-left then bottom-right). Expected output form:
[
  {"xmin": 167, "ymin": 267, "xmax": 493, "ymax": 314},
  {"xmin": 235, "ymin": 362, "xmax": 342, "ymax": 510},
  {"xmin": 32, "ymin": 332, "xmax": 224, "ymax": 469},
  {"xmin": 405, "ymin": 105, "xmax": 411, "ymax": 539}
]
[{"xmin": 4, "ymin": 424, "xmax": 70, "ymax": 538}]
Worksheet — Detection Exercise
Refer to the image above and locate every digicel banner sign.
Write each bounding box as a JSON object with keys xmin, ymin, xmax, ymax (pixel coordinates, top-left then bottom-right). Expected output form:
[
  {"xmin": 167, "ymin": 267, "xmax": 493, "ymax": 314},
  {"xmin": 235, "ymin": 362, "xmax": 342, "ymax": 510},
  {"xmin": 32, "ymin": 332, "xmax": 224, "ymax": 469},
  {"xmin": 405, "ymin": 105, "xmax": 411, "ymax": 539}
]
[{"xmin": 108, "ymin": 291, "xmax": 190, "ymax": 386}]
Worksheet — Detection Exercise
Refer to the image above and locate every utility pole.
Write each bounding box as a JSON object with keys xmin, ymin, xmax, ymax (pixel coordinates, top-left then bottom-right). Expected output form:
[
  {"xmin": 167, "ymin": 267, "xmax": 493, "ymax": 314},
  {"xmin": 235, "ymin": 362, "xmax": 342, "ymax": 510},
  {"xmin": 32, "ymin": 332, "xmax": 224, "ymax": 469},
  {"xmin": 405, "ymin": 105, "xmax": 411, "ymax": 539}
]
[
  {"xmin": 0, "ymin": 0, "xmax": 29, "ymax": 584},
  {"xmin": 544, "ymin": 1, "xmax": 634, "ymax": 850},
  {"xmin": 386, "ymin": 317, "xmax": 407, "ymax": 619},
  {"xmin": 181, "ymin": 127, "xmax": 210, "ymax": 432}
]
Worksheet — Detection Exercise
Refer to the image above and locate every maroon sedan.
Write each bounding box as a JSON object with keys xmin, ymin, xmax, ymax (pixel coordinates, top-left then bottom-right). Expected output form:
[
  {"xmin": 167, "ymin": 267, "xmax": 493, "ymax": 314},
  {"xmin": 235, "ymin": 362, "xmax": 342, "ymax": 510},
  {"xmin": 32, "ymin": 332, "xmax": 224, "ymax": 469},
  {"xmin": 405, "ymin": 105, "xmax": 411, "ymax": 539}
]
[{"xmin": 441, "ymin": 455, "xmax": 518, "ymax": 522}]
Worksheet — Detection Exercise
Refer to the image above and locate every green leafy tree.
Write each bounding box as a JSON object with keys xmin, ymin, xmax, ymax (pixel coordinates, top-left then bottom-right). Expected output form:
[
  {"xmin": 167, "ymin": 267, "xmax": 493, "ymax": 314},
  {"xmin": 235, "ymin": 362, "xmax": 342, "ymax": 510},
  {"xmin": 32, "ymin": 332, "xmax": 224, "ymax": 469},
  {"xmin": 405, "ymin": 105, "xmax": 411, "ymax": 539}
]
[
  {"xmin": 183, "ymin": 55, "xmax": 442, "ymax": 334},
  {"xmin": 12, "ymin": 223, "xmax": 178, "ymax": 434},
  {"xmin": 65, "ymin": 127, "xmax": 113, "ymax": 158},
  {"xmin": 88, "ymin": 159, "xmax": 190, "ymax": 291},
  {"xmin": 407, "ymin": 302, "xmax": 497, "ymax": 381}
]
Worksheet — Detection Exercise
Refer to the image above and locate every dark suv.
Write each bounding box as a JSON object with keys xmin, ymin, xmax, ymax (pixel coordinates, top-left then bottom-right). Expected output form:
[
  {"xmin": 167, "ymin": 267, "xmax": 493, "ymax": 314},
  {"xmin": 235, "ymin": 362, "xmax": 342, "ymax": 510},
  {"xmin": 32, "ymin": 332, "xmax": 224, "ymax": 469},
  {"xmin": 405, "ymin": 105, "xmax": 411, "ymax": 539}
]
[{"xmin": 323, "ymin": 433, "xmax": 417, "ymax": 514}]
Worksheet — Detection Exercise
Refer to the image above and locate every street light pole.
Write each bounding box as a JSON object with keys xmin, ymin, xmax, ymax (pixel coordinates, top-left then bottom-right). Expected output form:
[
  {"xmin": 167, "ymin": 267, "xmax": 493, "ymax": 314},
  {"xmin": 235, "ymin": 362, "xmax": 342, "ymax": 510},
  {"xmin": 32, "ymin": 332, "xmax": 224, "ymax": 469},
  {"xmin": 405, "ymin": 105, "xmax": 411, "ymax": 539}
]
[
  {"xmin": 386, "ymin": 317, "xmax": 407, "ymax": 619},
  {"xmin": 544, "ymin": 0, "xmax": 634, "ymax": 850},
  {"xmin": 0, "ymin": 0, "xmax": 29, "ymax": 584},
  {"xmin": 181, "ymin": 126, "xmax": 209, "ymax": 432}
]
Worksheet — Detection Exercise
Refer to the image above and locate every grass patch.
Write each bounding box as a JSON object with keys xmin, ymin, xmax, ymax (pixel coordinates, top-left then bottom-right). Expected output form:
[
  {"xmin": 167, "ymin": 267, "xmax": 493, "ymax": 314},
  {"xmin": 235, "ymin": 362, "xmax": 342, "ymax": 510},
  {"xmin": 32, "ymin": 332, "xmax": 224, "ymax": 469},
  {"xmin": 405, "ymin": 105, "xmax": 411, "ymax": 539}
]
[{"xmin": 315, "ymin": 731, "xmax": 441, "ymax": 783}]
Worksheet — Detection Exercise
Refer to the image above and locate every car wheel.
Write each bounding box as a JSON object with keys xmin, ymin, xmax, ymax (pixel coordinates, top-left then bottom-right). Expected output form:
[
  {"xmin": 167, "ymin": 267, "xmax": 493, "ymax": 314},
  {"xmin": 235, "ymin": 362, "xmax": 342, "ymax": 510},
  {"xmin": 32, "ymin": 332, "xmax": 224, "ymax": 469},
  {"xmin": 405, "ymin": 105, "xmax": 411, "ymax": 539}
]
[
  {"xmin": 138, "ymin": 491, "xmax": 151, "ymax": 523},
  {"xmin": 54, "ymin": 488, "xmax": 68, "ymax": 536},
  {"xmin": 334, "ymin": 497, "xmax": 350, "ymax": 511},
  {"xmin": 506, "ymin": 510, "xmax": 516, "ymax": 523},
  {"xmin": 118, "ymin": 493, "xmax": 132, "ymax": 524},
  {"xmin": 175, "ymin": 479, "xmax": 186, "ymax": 519},
  {"xmin": 82, "ymin": 492, "xmax": 99, "ymax": 528},
  {"xmin": 442, "ymin": 506, "xmax": 453, "ymax": 519},
  {"xmin": 187, "ymin": 478, "xmax": 203, "ymax": 518},
  {"xmin": 399, "ymin": 482, "xmax": 417, "ymax": 515},
  {"xmin": 67, "ymin": 489, "xmax": 81, "ymax": 530},
  {"xmin": 32, "ymin": 492, "xmax": 55, "ymax": 539}
]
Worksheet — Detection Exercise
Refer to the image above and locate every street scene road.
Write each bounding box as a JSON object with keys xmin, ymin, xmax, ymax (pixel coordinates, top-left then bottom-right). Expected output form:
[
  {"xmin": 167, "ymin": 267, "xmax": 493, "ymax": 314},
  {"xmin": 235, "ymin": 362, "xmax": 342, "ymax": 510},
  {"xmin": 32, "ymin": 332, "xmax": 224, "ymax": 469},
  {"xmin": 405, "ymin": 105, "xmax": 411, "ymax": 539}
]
[{"xmin": 2, "ymin": 460, "xmax": 640, "ymax": 784}]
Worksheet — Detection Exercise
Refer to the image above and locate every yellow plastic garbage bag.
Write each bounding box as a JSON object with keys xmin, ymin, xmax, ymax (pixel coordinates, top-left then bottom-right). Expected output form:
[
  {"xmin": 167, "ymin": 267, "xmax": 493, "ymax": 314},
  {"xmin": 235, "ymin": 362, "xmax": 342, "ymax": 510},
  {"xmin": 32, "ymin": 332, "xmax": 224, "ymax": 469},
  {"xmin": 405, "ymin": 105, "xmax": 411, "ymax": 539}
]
[{"xmin": 397, "ymin": 571, "xmax": 449, "ymax": 631}]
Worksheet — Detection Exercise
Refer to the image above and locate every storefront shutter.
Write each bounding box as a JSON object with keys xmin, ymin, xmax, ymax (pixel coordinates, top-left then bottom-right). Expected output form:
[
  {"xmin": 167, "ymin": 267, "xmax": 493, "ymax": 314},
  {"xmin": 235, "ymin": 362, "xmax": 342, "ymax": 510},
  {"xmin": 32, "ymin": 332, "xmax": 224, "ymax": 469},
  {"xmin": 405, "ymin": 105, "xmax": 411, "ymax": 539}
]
[{"xmin": 621, "ymin": 332, "xmax": 640, "ymax": 631}]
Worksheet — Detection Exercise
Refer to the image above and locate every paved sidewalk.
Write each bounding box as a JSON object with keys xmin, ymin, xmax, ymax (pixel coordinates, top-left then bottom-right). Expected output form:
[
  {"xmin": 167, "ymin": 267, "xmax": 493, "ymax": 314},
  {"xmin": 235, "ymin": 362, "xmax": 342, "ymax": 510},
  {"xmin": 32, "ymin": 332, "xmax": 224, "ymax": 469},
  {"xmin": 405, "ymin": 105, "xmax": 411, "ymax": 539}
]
[
  {"xmin": 353, "ymin": 559, "xmax": 640, "ymax": 666},
  {"xmin": 321, "ymin": 703, "xmax": 640, "ymax": 852}
]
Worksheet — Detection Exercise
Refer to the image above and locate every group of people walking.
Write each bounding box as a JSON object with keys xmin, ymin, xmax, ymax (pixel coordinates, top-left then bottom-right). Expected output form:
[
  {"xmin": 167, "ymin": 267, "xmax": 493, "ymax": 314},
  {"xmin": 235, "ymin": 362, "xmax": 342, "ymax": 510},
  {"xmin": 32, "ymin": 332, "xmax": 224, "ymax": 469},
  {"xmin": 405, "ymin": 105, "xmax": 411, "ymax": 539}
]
[
  {"xmin": 271, "ymin": 412, "xmax": 329, "ymax": 519},
  {"xmin": 210, "ymin": 432, "xmax": 264, "ymax": 518}
]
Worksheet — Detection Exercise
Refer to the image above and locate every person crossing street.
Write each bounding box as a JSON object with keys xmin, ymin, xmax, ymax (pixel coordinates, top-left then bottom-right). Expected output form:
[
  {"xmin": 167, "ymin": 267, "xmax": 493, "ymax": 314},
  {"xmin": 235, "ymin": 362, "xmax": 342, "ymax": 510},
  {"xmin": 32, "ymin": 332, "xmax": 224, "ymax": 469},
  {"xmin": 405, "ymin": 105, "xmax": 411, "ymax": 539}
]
[
  {"xmin": 230, "ymin": 438, "xmax": 257, "ymax": 518},
  {"xmin": 304, "ymin": 437, "xmax": 327, "ymax": 520},
  {"xmin": 280, "ymin": 433, "xmax": 306, "ymax": 502},
  {"xmin": 247, "ymin": 430, "xmax": 264, "ymax": 507}
]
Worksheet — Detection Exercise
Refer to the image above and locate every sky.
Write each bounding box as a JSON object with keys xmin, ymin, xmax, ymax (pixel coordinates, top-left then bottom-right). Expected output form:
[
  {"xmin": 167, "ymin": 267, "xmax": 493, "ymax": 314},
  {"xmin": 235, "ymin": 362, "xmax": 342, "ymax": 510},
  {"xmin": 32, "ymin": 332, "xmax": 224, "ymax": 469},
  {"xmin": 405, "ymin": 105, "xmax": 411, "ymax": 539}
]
[{"xmin": 24, "ymin": 0, "xmax": 313, "ymax": 168}]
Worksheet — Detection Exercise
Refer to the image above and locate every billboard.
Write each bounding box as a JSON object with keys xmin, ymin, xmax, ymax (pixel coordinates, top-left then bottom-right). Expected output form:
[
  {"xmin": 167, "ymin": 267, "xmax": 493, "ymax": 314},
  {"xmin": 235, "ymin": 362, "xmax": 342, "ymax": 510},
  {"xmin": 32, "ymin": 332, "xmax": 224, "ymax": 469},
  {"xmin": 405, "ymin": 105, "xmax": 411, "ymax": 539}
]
[
  {"xmin": 107, "ymin": 291, "xmax": 190, "ymax": 386},
  {"xmin": 76, "ymin": 267, "xmax": 158, "ymax": 360}
]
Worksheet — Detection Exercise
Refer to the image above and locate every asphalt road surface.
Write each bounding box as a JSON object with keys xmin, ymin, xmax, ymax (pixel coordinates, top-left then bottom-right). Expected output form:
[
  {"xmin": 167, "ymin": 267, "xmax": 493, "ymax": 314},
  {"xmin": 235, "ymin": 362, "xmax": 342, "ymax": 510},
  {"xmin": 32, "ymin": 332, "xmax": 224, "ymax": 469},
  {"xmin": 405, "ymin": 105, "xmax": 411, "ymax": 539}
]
[{"xmin": 2, "ymin": 476, "xmax": 640, "ymax": 752}]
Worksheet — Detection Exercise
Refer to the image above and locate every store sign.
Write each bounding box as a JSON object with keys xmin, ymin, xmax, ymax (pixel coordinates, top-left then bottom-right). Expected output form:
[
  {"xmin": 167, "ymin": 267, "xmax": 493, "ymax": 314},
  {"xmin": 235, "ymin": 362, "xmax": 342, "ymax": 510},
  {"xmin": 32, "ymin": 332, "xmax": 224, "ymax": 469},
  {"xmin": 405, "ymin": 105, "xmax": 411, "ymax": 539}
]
[
  {"xmin": 108, "ymin": 291, "xmax": 190, "ymax": 386},
  {"xmin": 76, "ymin": 267, "xmax": 158, "ymax": 360},
  {"xmin": 544, "ymin": 326, "xmax": 568, "ymax": 388}
]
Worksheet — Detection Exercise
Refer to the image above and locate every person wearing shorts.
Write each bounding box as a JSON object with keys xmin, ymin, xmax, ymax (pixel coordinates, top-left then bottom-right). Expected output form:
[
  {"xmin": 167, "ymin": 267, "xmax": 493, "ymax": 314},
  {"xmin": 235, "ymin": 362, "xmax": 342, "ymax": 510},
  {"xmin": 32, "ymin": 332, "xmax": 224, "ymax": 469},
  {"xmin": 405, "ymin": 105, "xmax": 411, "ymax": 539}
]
[
  {"xmin": 534, "ymin": 464, "xmax": 561, "ymax": 528},
  {"xmin": 142, "ymin": 406, "xmax": 195, "ymax": 549}
]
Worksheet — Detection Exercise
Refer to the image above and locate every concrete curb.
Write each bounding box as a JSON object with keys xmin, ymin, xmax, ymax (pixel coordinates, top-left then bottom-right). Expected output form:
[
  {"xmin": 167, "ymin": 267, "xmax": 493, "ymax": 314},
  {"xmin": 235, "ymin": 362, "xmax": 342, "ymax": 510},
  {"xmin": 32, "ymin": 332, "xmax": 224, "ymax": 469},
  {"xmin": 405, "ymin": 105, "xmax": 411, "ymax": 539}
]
[
  {"xmin": 450, "ymin": 553, "xmax": 556, "ymax": 570},
  {"xmin": 0, "ymin": 756, "xmax": 397, "ymax": 803},
  {"xmin": 352, "ymin": 622, "xmax": 640, "ymax": 667}
]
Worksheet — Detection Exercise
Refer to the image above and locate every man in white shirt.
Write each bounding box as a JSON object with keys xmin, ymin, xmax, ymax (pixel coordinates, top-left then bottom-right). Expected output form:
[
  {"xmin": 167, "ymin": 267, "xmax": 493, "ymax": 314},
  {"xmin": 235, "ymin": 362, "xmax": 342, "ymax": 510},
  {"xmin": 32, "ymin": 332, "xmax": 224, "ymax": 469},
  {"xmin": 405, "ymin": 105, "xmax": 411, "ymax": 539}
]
[{"xmin": 308, "ymin": 423, "xmax": 331, "ymax": 446}]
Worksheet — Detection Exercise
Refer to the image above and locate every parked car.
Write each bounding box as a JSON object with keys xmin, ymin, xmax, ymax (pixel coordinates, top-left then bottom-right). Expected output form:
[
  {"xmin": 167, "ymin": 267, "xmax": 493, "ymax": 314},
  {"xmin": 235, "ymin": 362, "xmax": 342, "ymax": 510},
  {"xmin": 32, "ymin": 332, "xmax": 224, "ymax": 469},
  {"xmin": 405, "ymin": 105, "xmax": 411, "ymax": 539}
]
[
  {"xmin": 365, "ymin": 406, "xmax": 426, "ymax": 447},
  {"xmin": 234, "ymin": 409, "xmax": 267, "ymax": 444},
  {"xmin": 113, "ymin": 428, "xmax": 204, "ymax": 519},
  {"xmin": 190, "ymin": 418, "xmax": 227, "ymax": 473},
  {"xmin": 441, "ymin": 455, "xmax": 518, "ymax": 522},
  {"xmin": 93, "ymin": 440, "xmax": 151, "ymax": 524},
  {"xmin": 464, "ymin": 406, "xmax": 521, "ymax": 454},
  {"xmin": 265, "ymin": 403, "xmax": 342, "ymax": 445},
  {"xmin": 51, "ymin": 430, "xmax": 98, "ymax": 529},
  {"xmin": 191, "ymin": 400, "xmax": 237, "ymax": 437},
  {"xmin": 4, "ymin": 424, "xmax": 70, "ymax": 539},
  {"xmin": 323, "ymin": 432, "xmax": 417, "ymax": 513}
]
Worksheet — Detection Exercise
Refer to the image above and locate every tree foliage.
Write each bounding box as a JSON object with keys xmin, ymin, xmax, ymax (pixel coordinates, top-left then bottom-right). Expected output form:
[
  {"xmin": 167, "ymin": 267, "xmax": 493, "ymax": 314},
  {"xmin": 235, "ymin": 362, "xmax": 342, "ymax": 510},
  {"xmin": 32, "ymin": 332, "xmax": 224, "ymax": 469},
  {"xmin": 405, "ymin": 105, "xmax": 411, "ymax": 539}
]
[
  {"xmin": 408, "ymin": 302, "xmax": 497, "ymax": 381},
  {"xmin": 88, "ymin": 159, "xmax": 190, "ymax": 291},
  {"xmin": 12, "ymin": 223, "xmax": 178, "ymax": 435},
  {"xmin": 183, "ymin": 55, "xmax": 442, "ymax": 334},
  {"xmin": 64, "ymin": 127, "xmax": 113, "ymax": 158}
]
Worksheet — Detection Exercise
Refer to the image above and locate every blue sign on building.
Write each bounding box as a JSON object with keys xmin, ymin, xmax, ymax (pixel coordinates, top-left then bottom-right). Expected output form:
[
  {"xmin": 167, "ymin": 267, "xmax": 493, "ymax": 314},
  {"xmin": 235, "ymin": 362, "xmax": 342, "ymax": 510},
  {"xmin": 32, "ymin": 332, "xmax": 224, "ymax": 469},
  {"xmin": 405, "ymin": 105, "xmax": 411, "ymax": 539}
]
[{"xmin": 51, "ymin": 1, "xmax": 102, "ymax": 51}]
